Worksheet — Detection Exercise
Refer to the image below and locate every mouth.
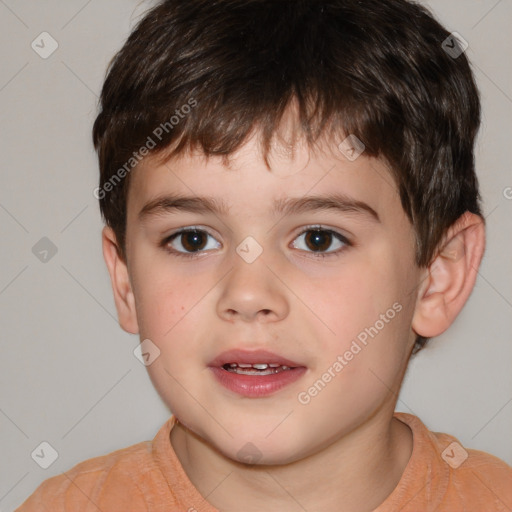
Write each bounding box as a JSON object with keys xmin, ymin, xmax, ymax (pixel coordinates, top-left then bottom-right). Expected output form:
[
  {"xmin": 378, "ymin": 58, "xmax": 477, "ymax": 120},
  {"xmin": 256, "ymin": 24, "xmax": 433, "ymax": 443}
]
[
  {"xmin": 222, "ymin": 362, "xmax": 295, "ymax": 376},
  {"xmin": 208, "ymin": 349, "xmax": 307, "ymax": 397}
]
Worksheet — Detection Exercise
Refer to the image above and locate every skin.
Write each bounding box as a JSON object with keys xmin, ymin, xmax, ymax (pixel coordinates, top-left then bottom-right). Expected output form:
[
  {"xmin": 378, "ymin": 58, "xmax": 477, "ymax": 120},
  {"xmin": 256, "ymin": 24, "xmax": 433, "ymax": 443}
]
[{"xmin": 103, "ymin": 126, "xmax": 486, "ymax": 511}]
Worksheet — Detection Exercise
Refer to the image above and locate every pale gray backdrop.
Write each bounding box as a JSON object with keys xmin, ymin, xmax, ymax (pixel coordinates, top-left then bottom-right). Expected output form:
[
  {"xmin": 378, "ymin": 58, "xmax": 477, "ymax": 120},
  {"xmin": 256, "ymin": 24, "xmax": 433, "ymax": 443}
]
[{"xmin": 1, "ymin": 1, "xmax": 511, "ymax": 510}]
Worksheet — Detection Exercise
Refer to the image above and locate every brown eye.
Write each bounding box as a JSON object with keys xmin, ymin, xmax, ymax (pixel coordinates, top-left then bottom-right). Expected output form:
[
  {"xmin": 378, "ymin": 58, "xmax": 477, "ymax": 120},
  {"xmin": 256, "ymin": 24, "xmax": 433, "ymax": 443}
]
[
  {"xmin": 304, "ymin": 230, "xmax": 333, "ymax": 252},
  {"xmin": 292, "ymin": 227, "xmax": 349, "ymax": 257},
  {"xmin": 164, "ymin": 229, "xmax": 221, "ymax": 256},
  {"xmin": 178, "ymin": 230, "xmax": 207, "ymax": 252}
]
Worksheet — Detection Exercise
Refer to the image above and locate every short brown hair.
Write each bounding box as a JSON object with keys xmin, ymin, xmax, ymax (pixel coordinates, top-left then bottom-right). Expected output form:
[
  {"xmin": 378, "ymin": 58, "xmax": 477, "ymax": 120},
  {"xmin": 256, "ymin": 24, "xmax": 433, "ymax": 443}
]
[{"xmin": 93, "ymin": 0, "xmax": 483, "ymax": 353}]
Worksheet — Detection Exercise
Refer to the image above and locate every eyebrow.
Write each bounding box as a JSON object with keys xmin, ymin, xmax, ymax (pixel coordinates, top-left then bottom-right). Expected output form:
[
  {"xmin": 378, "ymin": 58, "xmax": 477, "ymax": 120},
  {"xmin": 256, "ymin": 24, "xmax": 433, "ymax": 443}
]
[{"xmin": 138, "ymin": 193, "xmax": 380, "ymax": 223}]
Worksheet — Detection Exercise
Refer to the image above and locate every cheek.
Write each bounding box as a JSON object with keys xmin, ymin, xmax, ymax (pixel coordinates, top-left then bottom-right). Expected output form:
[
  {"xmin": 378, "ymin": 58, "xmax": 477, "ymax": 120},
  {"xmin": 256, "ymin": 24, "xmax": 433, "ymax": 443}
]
[
  {"xmin": 133, "ymin": 266, "xmax": 196, "ymax": 339},
  {"xmin": 300, "ymin": 310, "xmax": 409, "ymax": 429},
  {"xmin": 304, "ymin": 261, "xmax": 399, "ymax": 343},
  {"xmin": 301, "ymin": 257, "xmax": 411, "ymax": 386}
]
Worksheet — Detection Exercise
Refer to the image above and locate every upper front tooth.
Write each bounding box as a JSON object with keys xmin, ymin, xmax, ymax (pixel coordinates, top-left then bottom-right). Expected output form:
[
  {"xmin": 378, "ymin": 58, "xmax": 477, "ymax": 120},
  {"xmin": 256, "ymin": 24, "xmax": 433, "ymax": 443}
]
[
  {"xmin": 252, "ymin": 363, "xmax": 269, "ymax": 370},
  {"xmin": 237, "ymin": 363, "xmax": 252, "ymax": 368},
  {"xmin": 268, "ymin": 363, "xmax": 280, "ymax": 368}
]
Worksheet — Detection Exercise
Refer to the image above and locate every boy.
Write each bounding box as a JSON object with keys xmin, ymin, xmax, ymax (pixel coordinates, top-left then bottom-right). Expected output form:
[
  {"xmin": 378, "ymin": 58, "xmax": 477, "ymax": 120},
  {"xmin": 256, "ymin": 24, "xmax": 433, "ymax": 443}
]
[{"xmin": 17, "ymin": 0, "xmax": 512, "ymax": 510}]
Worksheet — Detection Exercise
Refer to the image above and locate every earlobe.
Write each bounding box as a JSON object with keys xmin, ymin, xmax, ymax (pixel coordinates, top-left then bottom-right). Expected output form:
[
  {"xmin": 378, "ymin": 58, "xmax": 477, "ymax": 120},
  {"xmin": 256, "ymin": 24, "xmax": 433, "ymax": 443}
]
[
  {"xmin": 101, "ymin": 226, "xmax": 139, "ymax": 334},
  {"xmin": 412, "ymin": 212, "xmax": 486, "ymax": 338}
]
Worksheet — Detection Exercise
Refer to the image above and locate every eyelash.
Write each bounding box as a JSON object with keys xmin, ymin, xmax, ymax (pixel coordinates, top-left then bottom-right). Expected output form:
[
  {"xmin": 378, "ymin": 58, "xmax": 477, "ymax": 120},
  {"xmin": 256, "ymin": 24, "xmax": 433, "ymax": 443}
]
[{"xmin": 160, "ymin": 225, "xmax": 352, "ymax": 260}]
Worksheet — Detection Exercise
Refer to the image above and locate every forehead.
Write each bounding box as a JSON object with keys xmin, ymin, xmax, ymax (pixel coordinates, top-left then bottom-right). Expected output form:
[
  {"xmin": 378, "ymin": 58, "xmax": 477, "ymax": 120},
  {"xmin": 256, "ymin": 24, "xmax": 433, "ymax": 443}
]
[{"xmin": 127, "ymin": 134, "xmax": 404, "ymax": 227}]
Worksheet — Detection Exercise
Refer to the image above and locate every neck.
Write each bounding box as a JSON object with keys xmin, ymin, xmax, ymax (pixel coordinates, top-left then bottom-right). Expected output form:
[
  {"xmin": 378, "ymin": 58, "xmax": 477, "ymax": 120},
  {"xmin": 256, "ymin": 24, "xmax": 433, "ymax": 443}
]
[{"xmin": 170, "ymin": 409, "xmax": 413, "ymax": 512}]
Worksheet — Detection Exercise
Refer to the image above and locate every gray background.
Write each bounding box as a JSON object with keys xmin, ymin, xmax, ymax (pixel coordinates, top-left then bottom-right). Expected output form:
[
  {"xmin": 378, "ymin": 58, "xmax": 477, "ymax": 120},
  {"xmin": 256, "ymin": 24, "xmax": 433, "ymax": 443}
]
[{"xmin": 1, "ymin": 1, "xmax": 511, "ymax": 510}]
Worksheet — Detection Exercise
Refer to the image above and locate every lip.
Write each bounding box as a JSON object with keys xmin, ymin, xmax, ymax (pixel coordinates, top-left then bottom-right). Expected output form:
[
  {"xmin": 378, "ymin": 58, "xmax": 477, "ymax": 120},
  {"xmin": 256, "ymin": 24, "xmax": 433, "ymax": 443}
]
[
  {"xmin": 208, "ymin": 349, "xmax": 304, "ymax": 368},
  {"xmin": 208, "ymin": 349, "xmax": 307, "ymax": 398}
]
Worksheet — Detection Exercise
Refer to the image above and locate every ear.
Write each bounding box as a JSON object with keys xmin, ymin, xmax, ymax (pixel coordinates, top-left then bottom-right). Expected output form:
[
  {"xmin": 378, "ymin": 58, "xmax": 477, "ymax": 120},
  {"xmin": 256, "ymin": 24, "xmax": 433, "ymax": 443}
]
[
  {"xmin": 102, "ymin": 226, "xmax": 139, "ymax": 334},
  {"xmin": 412, "ymin": 211, "xmax": 486, "ymax": 338}
]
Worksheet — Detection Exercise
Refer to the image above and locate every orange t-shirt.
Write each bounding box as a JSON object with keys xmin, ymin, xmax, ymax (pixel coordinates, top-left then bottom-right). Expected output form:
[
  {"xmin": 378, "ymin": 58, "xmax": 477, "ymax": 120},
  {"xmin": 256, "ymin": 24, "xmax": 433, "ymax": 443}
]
[{"xmin": 16, "ymin": 412, "xmax": 512, "ymax": 511}]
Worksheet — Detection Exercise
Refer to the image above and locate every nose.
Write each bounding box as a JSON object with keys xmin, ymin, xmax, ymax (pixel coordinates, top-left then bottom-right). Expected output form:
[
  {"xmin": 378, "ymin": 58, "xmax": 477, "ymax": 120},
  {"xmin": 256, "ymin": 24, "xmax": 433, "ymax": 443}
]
[{"xmin": 216, "ymin": 252, "xmax": 290, "ymax": 323}]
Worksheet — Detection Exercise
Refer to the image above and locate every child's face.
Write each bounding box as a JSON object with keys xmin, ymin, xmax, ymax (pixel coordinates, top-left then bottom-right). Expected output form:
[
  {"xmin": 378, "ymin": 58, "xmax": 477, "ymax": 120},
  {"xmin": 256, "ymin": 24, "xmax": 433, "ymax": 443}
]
[{"xmin": 121, "ymin": 132, "xmax": 422, "ymax": 464}]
